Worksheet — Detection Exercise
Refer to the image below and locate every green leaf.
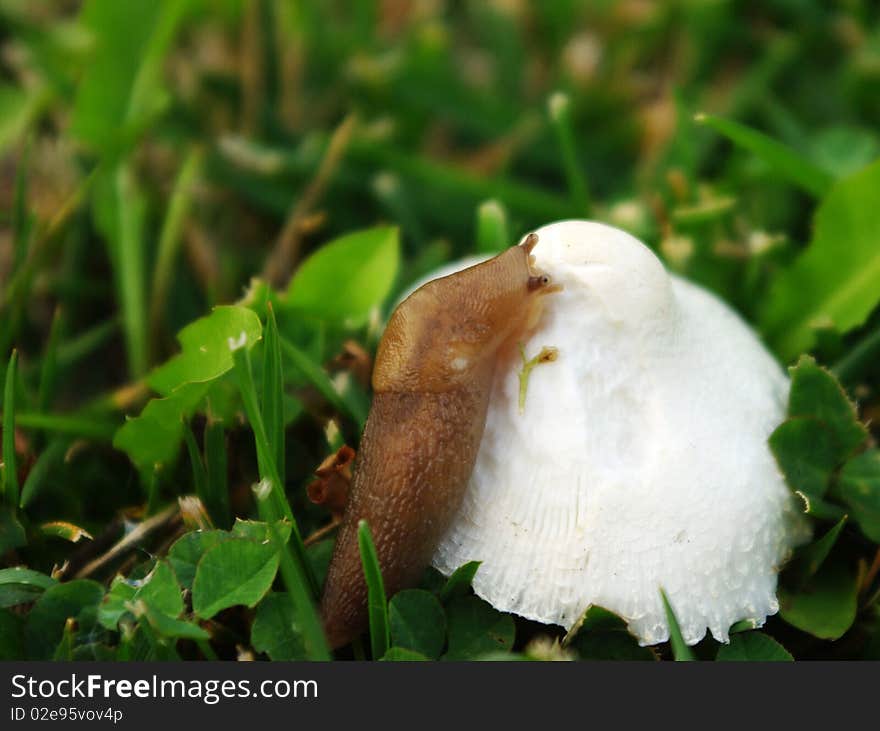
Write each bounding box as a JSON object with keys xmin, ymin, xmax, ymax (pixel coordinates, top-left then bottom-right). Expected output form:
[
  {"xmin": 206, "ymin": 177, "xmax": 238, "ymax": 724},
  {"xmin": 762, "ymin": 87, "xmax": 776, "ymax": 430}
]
[
  {"xmin": 114, "ymin": 305, "xmax": 261, "ymax": 471},
  {"xmin": 567, "ymin": 606, "xmax": 656, "ymax": 661},
  {"xmin": 25, "ymin": 579, "xmax": 104, "ymax": 660},
  {"xmin": 137, "ymin": 602, "xmax": 209, "ymax": 641},
  {"xmin": 149, "ymin": 306, "xmax": 263, "ymax": 395},
  {"xmin": 286, "ymin": 226, "xmax": 400, "ymax": 325},
  {"xmin": 192, "ymin": 538, "xmax": 280, "ymax": 619},
  {"xmin": 838, "ymin": 449, "xmax": 880, "ymax": 542},
  {"xmin": 358, "ymin": 520, "xmax": 390, "ymax": 659},
  {"xmin": 438, "ymin": 561, "xmax": 481, "ymax": 603},
  {"xmin": 787, "ymin": 356, "xmax": 867, "ymax": 457},
  {"xmin": 167, "ymin": 529, "xmax": 228, "ymax": 590},
  {"xmin": 2, "ymin": 349, "xmax": 18, "ymax": 507},
  {"xmin": 114, "ymin": 381, "xmax": 209, "ymax": 471},
  {"xmin": 660, "ymin": 589, "xmax": 694, "ymax": 661},
  {"xmin": 769, "ymin": 418, "xmax": 839, "ymax": 500},
  {"xmin": 389, "ymin": 589, "xmax": 447, "ymax": 659},
  {"xmin": 779, "ymin": 559, "xmax": 858, "ymax": 640},
  {"xmin": 251, "ymin": 592, "xmax": 305, "ymax": 660},
  {"xmin": 760, "ymin": 161, "xmax": 880, "ymax": 360},
  {"xmin": 231, "ymin": 518, "xmax": 292, "ymax": 546},
  {"xmin": 381, "ymin": 647, "xmax": 431, "ymax": 661},
  {"xmin": 0, "ymin": 567, "xmax": 56, "ymax": 608},
  {"xmin": 695, "ymin": 113, "xmax": 833, "ymax": 197},
  {"xmin": 98, "ymin": 576, "xmax": 138, "ymax": 630},
  {"xmin": 444, "ymin": 596, "xmax": 515, "ymax": 660},
  {"xmin": 785, "ymin": 516, "xmax": 848, "ymax": 586},
  {"xmin": 716, "ymin": 632, "xmax": 793, "ymax": 661},
  {"xmin": 136, "ymin": 560, "xmax": 184, "ymax": 619}
]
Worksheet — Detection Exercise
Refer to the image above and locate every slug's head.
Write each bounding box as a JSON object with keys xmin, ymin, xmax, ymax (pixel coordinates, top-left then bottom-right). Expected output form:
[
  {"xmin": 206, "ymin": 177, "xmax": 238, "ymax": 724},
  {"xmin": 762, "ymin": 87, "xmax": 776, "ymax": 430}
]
[{"xmin": 373, "ymin": 234, "xmax": 558, "ymax": 392}]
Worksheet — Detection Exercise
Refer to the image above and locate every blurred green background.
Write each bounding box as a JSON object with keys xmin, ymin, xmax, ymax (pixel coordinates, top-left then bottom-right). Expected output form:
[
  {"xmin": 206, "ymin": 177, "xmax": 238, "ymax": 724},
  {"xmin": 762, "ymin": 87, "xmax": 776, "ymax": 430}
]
[{"xmin": 2, "ymin": 0, "xmax": 880, "ymax": 661}]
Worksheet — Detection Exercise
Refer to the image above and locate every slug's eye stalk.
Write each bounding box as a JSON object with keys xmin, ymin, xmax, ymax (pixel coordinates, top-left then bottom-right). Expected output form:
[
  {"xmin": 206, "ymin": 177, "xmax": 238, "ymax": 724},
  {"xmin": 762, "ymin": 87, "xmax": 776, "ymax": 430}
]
[{"xmin": 528, "ymin": 274, "xmax": 552, "ymax": 292}]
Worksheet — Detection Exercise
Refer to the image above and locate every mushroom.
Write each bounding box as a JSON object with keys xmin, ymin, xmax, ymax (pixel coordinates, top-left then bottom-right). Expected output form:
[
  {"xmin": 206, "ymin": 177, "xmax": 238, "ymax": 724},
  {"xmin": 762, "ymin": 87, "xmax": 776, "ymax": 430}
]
[{"xmin": 424, "ymin": 220, "xmax": 808, "ymax": 646}]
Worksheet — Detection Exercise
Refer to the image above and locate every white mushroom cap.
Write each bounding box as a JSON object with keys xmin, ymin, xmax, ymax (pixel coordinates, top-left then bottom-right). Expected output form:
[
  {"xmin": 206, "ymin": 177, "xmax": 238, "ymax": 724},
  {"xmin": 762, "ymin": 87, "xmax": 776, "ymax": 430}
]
[{"xmin": 424, "ymin": 220, "xmax": 808, "ymax": 646}]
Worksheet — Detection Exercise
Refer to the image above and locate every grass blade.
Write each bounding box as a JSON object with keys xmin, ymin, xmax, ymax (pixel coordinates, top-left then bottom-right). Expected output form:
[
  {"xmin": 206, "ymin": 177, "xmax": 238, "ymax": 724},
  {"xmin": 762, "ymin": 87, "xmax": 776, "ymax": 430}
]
[
  {"xmin": 358, "ymin": 519, "xmax": 390, "ymax": 659},
  {"xmin": 115, "ymin": 163, "xmax": 148, "ymax": 378},
  {"xmin": 204, "ymin": 418, "xmax": 230, "ymax": 530},
  {"xmin": 37, "ymin": 307, "xmax": 63, "ymax": 414},
  {"xmin": 149, "ymin": 146, "xmax": 204, "ymax": 343},
  {"xmin": 475, "ymin": 199, "xmax": 510, "ymax": 254},
  {"xmin": 262, "ymin": 303, "xmax": 285, "ymax": 484},
  {"xmin": 2, "ymin": 350, "xmax": 19, "ymax": 507},
  {"xmin": 20, "ymin": 437, "xmax": 68, "ymax": 509},
  {"xmin": 279, "ymin": 336, "xmax": 367, "ymax": 426},
  {"xmin": 231, "ymin": 344, "xmax": 318, "ymax": 598},
  {"xmin": 660, "ymin": 589, "xmax": 694, "ymax": 661},
  {"xmin": 548, "ymin": 92, "xmax": 591, "ymax": 214},
  {"xmin": 695, "ymin": 113, "xmax": 833, "ymax": 198},
  {"xmin": 182, "ymin": 421, "xmax": 209, "ymax": 516}
]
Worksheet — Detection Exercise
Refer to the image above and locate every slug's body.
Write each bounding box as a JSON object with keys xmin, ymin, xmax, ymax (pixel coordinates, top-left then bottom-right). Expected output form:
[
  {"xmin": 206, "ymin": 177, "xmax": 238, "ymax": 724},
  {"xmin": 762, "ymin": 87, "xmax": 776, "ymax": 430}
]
[{"xmin": 321, "ymin": 235, "xmax": 556, "ymax": 650}]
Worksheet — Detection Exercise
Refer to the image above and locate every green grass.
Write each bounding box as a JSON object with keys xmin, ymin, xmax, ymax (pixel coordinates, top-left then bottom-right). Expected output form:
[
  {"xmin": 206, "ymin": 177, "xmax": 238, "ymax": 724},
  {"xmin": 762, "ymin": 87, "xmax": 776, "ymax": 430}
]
[{"xmin": 0, "ymin": 0, "xmax": 879, "ymax": 662}]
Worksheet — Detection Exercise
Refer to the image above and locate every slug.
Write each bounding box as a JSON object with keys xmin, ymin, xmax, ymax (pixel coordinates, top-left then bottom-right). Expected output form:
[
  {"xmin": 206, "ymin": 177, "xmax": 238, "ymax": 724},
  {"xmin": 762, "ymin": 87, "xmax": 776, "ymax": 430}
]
[{"xmin": 320, "ymin": 233, "xmax": 558, "ymax": 650}]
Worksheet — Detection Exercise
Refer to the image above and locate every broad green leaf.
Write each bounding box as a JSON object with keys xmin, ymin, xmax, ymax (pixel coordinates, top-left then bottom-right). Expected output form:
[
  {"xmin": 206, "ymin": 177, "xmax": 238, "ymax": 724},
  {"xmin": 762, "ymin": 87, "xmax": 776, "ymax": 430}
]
[
  {"xmin": 149, "ymin": 306, "xmax": 262, "ymax": 395},
  {"xmin": 567, "ymin": 605, "xmax": 656, "ymax": 661},
  {"xmin": 787, "ymin": 356, "xmax": 867, "ymax": 457},
  {"xmin": 167, "ymin": 529, "xmax": 228, "ymax": 590},
  {"xmin": 389, "ymin": 589, "xmax": 447, "ymax": 659},
  {"xmin": 695, "ymin": 113, "xmax": 833, "ymax": 197},
  {"xmin": 113, "ymin": 381, "xmax": 209, "ymax": 470},
  {"xmin": 769, "ymin": 418, "xmax": 838, "ymax": 500},
  {"xmin": 286, "ymin": 226, "xmax": 400, "ymax": 325},
  {"xmin": 98, "ymin": 577, "xmax": 138, "ymax": 630},
  {"xmin": 136, "ymin": 560, "xmax": 184, "ymax": 619},
  {"xmin": 231, "ymin": 518, "xmax": 292, "ymax": 546},
  {"xmin": 838, "ymin": 449, "xmax": 880, "ymax": 542},
  {"xmin": 760, "ymin": 161, "xmax": 880, "ymax": 360},
  {"xmin": 716, "ymin": 632, "xmax": 793, "ymax": 661},
  {"xmin": 114, "ymin": 306, "xmax": 261, "ymax": 470},
  {"xmin": 192, "ymin": 538, "xmax": 280, "ymax": 619},
  {"xmin": 660, "ymin": 589, "xmax": 694, "ymax": 661},
  {"xmin": 779, "ymin": 559, "xmax": 858, "ymax": 640},
  {"xmin": 438, "ymin": 561, "xmax": 481, "ymax": 603},
  {"xmin": 251, "ymin": 592, "xmax": 305, "ymax": 660},
  {"xmin": 139, "ymin": 603, "xmax": 209, "ymax": 641},
  {"xmin": 0, "ymin": 568, "xmax": 56, "ymax": 608},
  {"xmin": 785, "ymin": 516, "xmax": 847, "ymax": 586},
  {"xmin": 358, "ymin": 520, "xmax": 390, "ymax": 659},
  {"xmin": 381, "ymin": 647, "xmax": 430, "ymax": 661},
  {"xmin": 25, "ymin": 579, "xmax": 104, "ymax": 660},
  {"xmin": 444, "ymin": 596, "xmax": 515, "ymax": 660}
]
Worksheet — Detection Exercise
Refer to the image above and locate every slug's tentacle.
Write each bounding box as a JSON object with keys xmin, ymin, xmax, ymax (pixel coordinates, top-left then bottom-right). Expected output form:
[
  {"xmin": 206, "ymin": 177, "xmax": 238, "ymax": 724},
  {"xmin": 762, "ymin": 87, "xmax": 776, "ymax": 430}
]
[{"xmin": 320, "ymin": 235, "xmax": 557, "ymax": 650}]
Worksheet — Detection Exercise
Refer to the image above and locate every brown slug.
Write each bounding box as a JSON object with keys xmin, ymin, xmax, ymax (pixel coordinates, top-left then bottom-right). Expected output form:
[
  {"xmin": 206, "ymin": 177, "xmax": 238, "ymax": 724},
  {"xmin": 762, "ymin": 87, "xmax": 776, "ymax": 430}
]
[{"xmin": 320, "ymin": 233, "xmax": 557, "ymax": 650}]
